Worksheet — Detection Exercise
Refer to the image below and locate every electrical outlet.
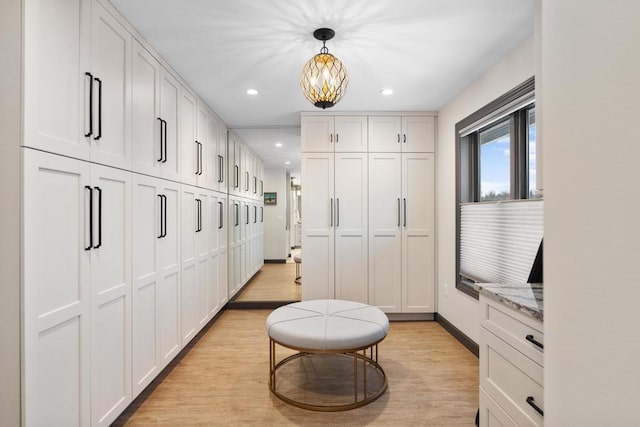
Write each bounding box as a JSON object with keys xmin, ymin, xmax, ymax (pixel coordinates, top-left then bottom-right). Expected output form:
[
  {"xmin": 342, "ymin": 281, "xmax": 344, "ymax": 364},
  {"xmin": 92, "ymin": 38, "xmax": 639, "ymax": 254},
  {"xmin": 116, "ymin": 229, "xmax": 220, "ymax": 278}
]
[{"xmin": 444, "ymin": 283, "xmax": 449, "ymax": 297}]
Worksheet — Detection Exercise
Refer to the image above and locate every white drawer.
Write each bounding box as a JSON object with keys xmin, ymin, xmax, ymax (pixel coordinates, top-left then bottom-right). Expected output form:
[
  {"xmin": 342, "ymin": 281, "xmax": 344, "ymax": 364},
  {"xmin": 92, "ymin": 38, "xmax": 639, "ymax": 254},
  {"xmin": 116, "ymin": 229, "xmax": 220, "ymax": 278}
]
[
  {"xmin": 480, "ymin": 296, "xmax": 544, "ymax": 366},
  {"xmin": 480, "ymin": 327, "xmax": 544, "ymax": 427},
  {"xmin": 480, "ymin": 388, "xmax": 518, "ymax": 427}
]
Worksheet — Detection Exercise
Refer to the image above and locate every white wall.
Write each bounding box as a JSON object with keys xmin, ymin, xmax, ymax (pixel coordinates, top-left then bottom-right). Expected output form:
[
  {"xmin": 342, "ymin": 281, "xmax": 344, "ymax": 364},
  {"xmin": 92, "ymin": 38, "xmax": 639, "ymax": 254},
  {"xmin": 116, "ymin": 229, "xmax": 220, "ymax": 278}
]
[
  {"xmin": 0, "ymin": 0, "xmax": 22, "ymax": 423},
  {"xmin": 263, "ymin": 167, "xmax": 288, "ymax": 260},
  {"xmin": 436, "ymin": 35, "xmax": 535, "ymax": 342},
  {"xmin": 542, "ymin": 1, "xmax": 640, "ymax": 424}
]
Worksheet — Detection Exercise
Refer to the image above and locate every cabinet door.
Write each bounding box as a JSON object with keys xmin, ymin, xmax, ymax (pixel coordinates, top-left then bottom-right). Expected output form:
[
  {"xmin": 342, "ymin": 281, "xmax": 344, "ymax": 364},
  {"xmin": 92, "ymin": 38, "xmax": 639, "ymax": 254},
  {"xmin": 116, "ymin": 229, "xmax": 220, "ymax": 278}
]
[
  {"xmin": 23, "ymin": 149, "xmax": 91, "ymax": 427},
  {"xmin": 334, "ymin": 116, "xmax": 368, "ymax": 152},
  {"xmin": 90, "ymin": 4, "xmax": 131, "ymax": 170},
  {"xmin": 180, "ymin": 185, "xmax": 198, "ymax": 345},
  {"xmin": 206, "ymin": 192, "xmax": 220, "ymax": 317},
  {"xmin": 195, "ymin": 189, "xmax": 210, "ymax": 328},
  {"xmin": 368, "ymin": 116, "xmax": 402, "ymax": 153},
  {"xmin": 402, "ymin": 116, "xmax": 435, "ymax": 153},
  {"xmin": 218, "ymin": 122, "xmax": 228, "ymax": 192},
  {"xmin": 334, "ymin": 153, "xmax": 368, "ymax": 303},
  {"xmin": 205, "ymin": 115, "xmax": 220, "ymax": 190},
  {"xmin": 368, "ymin": 153, "xmax": 402, "ymax": 312},
  {"xmin": 23, "ymin": 0, "xmax": 90, "ymax": 160},
  {"xmin": 131, "ymin": 174, "xmax": 160, "ymax": 396},
  {"xmin": 157, "ymin": 180, "xmax": 181, "ymax": 366},
  {"xmin": 131, "ymin": 42, "xmax": 160, "ymax": 176},
  {"xmin": 196, "ymin": 102, "xmax": 211, "ymax": 188},
  {"xmin": 301, "ymin": 153, "xmax": 335, "ymax": 300},
  {"xmin": 180, "ymin": 88, "xmax": 198, "ymax": 186},
  {"xmin": 90, "ymin": 165, "xmax": 132, "ymax": 426},
  {"xmin": 159, "ymin": 69, "xmax": 181, "ymax": 181},
  {"xmin": 301, "ymin": 115, "xmax": 333, "ymax": 152},
  {"xmin": 401, "ymin": 153, "xmax": 435, "ymax": 312}
]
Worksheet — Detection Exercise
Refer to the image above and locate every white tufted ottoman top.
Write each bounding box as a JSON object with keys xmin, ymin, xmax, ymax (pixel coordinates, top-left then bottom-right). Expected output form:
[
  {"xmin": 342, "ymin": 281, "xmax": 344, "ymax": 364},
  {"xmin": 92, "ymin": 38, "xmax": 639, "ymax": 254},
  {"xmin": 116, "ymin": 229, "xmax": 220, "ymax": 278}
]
[{"xmin": 265, "ymin": 299, "xmax": 389, "ymax": 351}]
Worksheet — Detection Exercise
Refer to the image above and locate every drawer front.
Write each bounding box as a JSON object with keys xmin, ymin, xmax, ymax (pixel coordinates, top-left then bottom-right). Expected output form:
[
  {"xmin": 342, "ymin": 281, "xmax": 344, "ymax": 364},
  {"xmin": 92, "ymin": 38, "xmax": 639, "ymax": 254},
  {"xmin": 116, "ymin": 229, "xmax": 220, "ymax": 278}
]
[
  {"xmin": 480, "ymin": 297, "xmax": 544, "ymax": 366},
  {"xmin": 480, "ymin": 327, "xmax": 544, "ymax": 427},
  {"xmin": 480, "ymin": 388, "xmax": 518, "ymax": 427}
]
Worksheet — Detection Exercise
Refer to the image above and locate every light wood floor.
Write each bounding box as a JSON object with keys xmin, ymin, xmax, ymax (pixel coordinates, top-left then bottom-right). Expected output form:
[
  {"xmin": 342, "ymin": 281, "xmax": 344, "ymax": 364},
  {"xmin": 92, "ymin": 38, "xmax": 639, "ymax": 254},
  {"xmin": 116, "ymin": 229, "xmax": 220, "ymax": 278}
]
[
  {"xmin": 114, "ymin": 309, "xmax": 479, "ymax": 426},
  {"xmin": 234, "ymin": 261, "xmax": 301, "ymax": 302}
]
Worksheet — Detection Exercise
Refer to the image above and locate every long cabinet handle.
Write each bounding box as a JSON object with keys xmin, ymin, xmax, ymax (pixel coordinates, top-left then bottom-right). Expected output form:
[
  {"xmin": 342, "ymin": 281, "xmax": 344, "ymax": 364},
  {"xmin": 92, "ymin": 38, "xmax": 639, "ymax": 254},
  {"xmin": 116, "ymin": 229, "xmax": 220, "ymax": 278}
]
[
  {"xmin": 157, "ymin": 118, "xmax": 164, "ymax": 162},
  {"xmin": 253, "ymin": 176, "xmax": 257, "ymax": 194},
  {"xmin": 329, "ymin": 198, "xmax": 333, "ymax": 227},
  {"xmin": 525, "ymin": 334, "xmax": 544, "ymax": 350},
  {"xmin": 526, "ymin": 396, "xmax": 544, "ymax": 417},
  {"xmin": 336, "ymin": 133, "xmax": 339, "ymax": 143},
  {"xmin": 85, "ymin": 186, "xmax": 93, "ymax": 250},
  {"xmin": 245, "ymin": 172, "xmax": 249, "ymax": 191},
  {"xmin": 195, "ymin": 198, "xmax": 202, "ymax": 232},
  {"xmin": 260, "ymin": 180, "xmax": 263, "ymax": 196},
  {"xmin": 254, "ymin": 205, "xmax": 257, "ymax": 223},
  {"xmin": 85, "ymin": 72, "xmax": 93, "ymax": 138},
  {"xmin": 194, "ymin": 141, "xmax": 199, "ymax": 175},
  {"xmin": 234, "ymin": 165, "xmax": 239, "ymax": 189},
  {"xmin": 397, "ymin": 133, "xmax": 400, "ymax": 143},
  {"xmin": 218, "ymin": 155, "xmax": 224, "ymax": 183},
  {"xmin": 261, "ymin": 206, "xmax": 263, "ymax": 222},
  {"xmin": 198, "ymin": 142, "xmax": 203, "ymax": 175},
  {"xmin": 94, "ymin": 77, "xmax": 102, "ymax": 140},
  {"xmin": 336, "ymin": 198, "xmax": 340, "ymax": 227},
  {"xmin": 163, "ymin": 195, "xmax": 167, "ymax": 237},
  {"xmin": 245, "ymin": 204, "xmax": 249, "ymax": 224},
  {"xmin": 157, "ymin": 194, "xmax": 164, "ymax": 238},
  {"xmin": 218, "ymin": 201, "xmax": 223, "ymax": 229},
  {"xmin": 330, "ymin": 134, "xmax": 333, "ymax": 143},
  {"xmin": 403, "ymin": 198, "xmax": 407, "ymax": 227},
  {"xmin": 94, "ymin": 186, "xmax": 102, "ymax": 249},
  {"xmin": 235, "ymin": 203, "xmax": 239, "ymax": 226},
  {"xmin": 403, "ymin": 134, "xmax": 407, "ymax": 143},
  {"xmin": 397, "ymin": 198, "xmax": 401, "ymax": 227},
  {"xmin": 162, "ymin": 120, "xmax": 168, "ymax": 163}
]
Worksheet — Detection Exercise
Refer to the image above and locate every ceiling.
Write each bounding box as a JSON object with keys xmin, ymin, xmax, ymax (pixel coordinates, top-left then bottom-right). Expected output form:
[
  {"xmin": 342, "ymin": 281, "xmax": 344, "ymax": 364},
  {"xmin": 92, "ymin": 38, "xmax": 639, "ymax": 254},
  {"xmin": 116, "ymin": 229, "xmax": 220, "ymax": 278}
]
[{"xmin": 110, "ymin": 0, "xmax": 535, "ymax": 176}]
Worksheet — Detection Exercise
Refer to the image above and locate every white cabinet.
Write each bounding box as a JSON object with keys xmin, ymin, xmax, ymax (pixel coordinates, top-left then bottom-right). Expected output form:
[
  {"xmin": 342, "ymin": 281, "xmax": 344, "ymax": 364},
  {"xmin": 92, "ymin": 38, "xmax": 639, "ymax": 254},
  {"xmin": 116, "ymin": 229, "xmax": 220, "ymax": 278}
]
[
  {"xmin": 131, "ymin": 41, "xmax": 180, "ymax": 180},
  {"xmin": 180, "ymin": 86, "xmax": 198, "ymax": 186},
  {"xmin": 89, "ymin": 3, "xmax": 131, "ymax": 170},
  {"xmin": 228, "ymin": 132, "xmax": 242, "ymax": 195},
  {"xmin": 209, "ymin": 192, "xmax": 228, "ymax": 309},
  {"xmin": 479, "ymin": 296, "xmax": 544, "ymax": 427},
  {"xmin": 23, "ymin": 0, "xmax": 132, "ymax": 169},
  {"xmin": 228, "ymin": 196, "xmax": 242, "ymax": 298},
  {"xmin": 368, "ymin": 115, "xmax": 435, "ymax": 153},
  {"xmin": 368, "ymin": 153, "xmax": 435, "ymax": 313},
  {"xmin": 301, "ymin": 115, "xmax": 368, "ymax": 152},
  {"xmin": 23, "ymin": 150, "xmax": 133, "ymax": 427},
  {"xmin": 132, "ymin": 174, "xmax": 181, "ymax": 397},
  {"xmin": 23, "ymin": 0, "xmax": 90, "ymax": 160},
  {"xmin": 217, "ymin": 121, "xmax": 228, "ymax": 193},
  {"xmin": 301, "ymin": 153, "xmax": 368, "ymax": 303}
]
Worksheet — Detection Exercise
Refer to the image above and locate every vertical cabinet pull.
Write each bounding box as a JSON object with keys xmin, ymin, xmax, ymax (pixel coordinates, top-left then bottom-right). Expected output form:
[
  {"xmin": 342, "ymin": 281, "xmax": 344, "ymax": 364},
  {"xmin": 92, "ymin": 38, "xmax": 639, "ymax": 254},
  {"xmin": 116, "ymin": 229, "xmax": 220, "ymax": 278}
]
[
  {"xmin": 254, "ymin": 205, "xmax": 257, "ymax": 223},
  {"xmin": 336, "ymin": 133, "xmax": 339, "ymax": 143},
  {"xmin": 403, "ymin": 198, "xmax": 407, "ymax": 227},
  {"xmin": 397, "ymin": 198, "xmax": 401, "ymax": 227},
  {"xmin": 260, "ymin": 180, "xmax": 263, "ymax": 196},
  {"xmin": 403, "ymin": 134, "xmax": 407, "ymax": 143},
  {"xmin": 234, "ymin": 165, "xmax": 239, "ymax": 189},
  {"xmin": 330, "ymin": 134, "xmax": 333, "ymax": 143},
  {"xmin": 329, "ymin": 198, "xmax": 333, "ymax": 227},
  {"xmin": 162, "ymin": 120, "xmax": 168, "ymax": 163},
  {"xmin": 235, "ymin": 203, "xmax": 239, "ymax": 226},
  {"xmin": 194, "ymin": 141, "xmax": 200, "ymax": 175},
  {"xmin": 94, "ymin": 77, "xmax": 102, "ymax": 141},
  {"xmin": 85, "ymin": 186, "xmax": 93, "ymax": 250},
  {"xmin": 245, "ymin": 204, "xmax": 249, "ymax": 224},
  {"xmin": 245, "ymin": 172, "xmax": 249, "ymax": 191},
  {"xmin": 218, "ymin": 201, "xmax": 223, "ymax": 229},
  {"xmin": 85, "ymin": 72, "xmax": 93, "ymax": 137},
  {"xmin": 397, "ymin": 133, "xmax": 400, "ymax": 143},
  {"xmin": 253, "ymin": 176, "xmax": 257, "ymax": 194},
  {"xmin": 261, "ymin": 206, "xmax": 263, "ymax": 222},
  {"xmin": 526, "ymin": 396, "xmax": 544, "ymax": 417},
  {"xmin": 157, "ymin": 118, "xmax": 164, "ymax": 162},
  {"xmin": 157, "ymin": 194, "xmax": 167, "ymax": 238},
  {"xmin": 218, "ymin": 155, "xmax": 224, "ymax": 183},
  {"xmin": 195, "ymin": 198, "xmax": 202, "ymax": 232},
  {"xmin": 94, "ymin": 186, "xmax": 102, "ymax": 249},
  {"xmin": 336, "ymin": 198, "xmax": 340, "ymax": 227}
]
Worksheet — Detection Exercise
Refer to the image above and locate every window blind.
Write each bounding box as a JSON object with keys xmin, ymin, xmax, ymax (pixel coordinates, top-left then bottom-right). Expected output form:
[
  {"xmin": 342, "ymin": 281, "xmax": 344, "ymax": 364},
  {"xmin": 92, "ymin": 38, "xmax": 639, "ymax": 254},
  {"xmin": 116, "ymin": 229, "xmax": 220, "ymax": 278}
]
[{"xmin": 459, "ymin": 200, "xmax": 543, "ymax": 284}]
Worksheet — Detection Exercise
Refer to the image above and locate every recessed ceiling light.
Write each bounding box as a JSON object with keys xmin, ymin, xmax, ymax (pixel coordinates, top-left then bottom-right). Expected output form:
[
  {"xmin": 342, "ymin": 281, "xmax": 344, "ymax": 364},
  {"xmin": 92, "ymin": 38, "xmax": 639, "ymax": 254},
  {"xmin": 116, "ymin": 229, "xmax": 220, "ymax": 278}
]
[
  {"xmin": 246, "ymin": 88, "xmax": 259, "ymax": 95},
  {"xmin": 285, "ymin": 161, "xmax": 291, "ymax": 165},
  {"xmin": 275, "ymin": 142, "xmax": 283, "ymax": 147},
  {"xmin": 380, "ymin": 88, "xmax": 393, "ymax": 95}
]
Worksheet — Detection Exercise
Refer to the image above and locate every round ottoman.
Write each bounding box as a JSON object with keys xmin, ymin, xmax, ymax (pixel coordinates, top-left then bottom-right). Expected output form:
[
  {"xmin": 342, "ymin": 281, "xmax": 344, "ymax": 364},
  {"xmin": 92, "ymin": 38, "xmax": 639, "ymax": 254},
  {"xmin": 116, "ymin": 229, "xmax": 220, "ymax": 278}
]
[{"xmin": 265, "ymin": 299, "xmax": 389, "ymax": 411}]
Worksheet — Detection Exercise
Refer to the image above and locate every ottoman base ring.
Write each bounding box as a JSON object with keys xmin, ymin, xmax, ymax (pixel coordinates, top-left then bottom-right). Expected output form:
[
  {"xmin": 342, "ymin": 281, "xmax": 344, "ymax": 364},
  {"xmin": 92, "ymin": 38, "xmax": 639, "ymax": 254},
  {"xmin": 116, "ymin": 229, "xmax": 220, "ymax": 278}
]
[{"xmin": 269, "ymin": 339, "xmax": 388, "ymax": 412}]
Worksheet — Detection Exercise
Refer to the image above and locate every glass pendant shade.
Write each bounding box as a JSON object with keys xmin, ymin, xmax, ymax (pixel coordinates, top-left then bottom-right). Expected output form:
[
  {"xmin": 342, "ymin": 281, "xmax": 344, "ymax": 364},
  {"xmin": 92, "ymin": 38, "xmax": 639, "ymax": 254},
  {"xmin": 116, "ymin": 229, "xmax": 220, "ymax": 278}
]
[{"xmin": 301, "ymin": 29, "xmax": 348, "ymax": 109}]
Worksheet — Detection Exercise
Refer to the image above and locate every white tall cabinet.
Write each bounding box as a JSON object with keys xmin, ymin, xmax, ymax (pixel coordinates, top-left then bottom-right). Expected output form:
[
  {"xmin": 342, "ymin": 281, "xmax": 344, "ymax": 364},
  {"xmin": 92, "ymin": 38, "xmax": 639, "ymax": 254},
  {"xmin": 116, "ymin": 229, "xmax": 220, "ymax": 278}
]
[
  {"xmin": 302, "ymin": 112, "xmax": 436, "ymax": 314},
  {"xmin": 17, "ymin": 0, "xmax": 263, "ymax": 424}
]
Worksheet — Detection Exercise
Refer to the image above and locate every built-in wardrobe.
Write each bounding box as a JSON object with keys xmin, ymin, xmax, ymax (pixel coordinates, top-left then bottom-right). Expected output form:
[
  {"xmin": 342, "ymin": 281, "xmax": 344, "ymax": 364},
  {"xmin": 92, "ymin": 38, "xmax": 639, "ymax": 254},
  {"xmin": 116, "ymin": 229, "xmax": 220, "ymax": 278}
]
[
  {"xmin": 301, "ymin": 112, "xmax": 436, "ymax": 315},
  {"xmin": 19, "ymin": 0, "xmax": 263, "ymax": 425}
]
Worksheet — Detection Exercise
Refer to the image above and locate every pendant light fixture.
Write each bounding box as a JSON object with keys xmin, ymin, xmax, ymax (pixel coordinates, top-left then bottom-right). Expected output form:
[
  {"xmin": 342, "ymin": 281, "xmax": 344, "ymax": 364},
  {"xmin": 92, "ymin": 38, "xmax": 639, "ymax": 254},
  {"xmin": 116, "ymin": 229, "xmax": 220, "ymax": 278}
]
[{"xmin": 300, "ymin": 28, "xmax": 348, "ymax": 109}]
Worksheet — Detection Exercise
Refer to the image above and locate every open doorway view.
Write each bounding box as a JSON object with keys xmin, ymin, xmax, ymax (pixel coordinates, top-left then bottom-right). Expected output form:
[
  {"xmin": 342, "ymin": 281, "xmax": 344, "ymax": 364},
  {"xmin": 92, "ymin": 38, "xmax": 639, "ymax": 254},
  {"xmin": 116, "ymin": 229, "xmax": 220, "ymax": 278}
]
[{"xmin": 230, "ymin": 173, "xmax": 302, "ymax": 304}]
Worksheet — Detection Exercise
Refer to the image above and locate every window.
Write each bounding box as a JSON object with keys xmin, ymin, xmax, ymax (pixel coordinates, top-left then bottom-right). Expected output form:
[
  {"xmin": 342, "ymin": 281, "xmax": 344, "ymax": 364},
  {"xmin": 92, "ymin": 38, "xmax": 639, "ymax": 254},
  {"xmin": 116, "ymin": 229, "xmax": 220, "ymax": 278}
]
[{"xmin": 455, "ymin": 77, "xmax": 543, "ymax": 298}]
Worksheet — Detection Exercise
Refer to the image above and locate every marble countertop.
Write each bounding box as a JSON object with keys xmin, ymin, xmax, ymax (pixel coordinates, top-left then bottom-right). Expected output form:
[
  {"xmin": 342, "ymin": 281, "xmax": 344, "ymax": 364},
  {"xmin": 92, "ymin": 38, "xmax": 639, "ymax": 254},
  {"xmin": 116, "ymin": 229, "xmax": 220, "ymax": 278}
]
[{"xmin": 473, "ymin": 282, "xmax": 543, "ymax": 321}]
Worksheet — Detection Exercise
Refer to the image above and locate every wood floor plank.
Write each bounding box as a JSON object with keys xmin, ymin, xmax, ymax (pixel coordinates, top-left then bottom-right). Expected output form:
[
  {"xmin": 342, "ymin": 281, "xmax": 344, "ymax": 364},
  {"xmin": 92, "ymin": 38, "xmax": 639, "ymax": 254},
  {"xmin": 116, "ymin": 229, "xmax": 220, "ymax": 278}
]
[{"xmin": 115, "ymin": 309, "xmax": 478, "ymax": 426}]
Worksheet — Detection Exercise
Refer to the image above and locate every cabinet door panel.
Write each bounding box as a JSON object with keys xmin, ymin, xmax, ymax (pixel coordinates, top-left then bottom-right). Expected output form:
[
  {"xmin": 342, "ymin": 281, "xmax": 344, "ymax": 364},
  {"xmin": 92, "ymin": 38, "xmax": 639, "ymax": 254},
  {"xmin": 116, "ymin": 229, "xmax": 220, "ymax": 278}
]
[
  {"xmin": 218, "ymin": 123, "xmax": 228, "ymax": 192},
  {"xmin": 180, "ymin": 88, "xmax": 198, "ymax": 186},
  {"xmin": 23, "ymin": 0, "xmax": 90, "ymax": 160},
  {"xmin": 206, "ymin": 117, "xmax": 220, "ymax": 190},
  {"xmin": 301, "ymin": 153, "xmax": 335, "ymax": 300},
  {"xmin": 368, "ymin": 153, "xmax": 402, "ymax": 311},
  {"xmin": 181, "ymin": 186, "xmax": 197, "ymax": 344},
  {"xmin": 402, "ymin": 116, "xmax": 435, "ymax": 153},
  {"xmin": 334, "ymin": 153, "xmax": 368, "ymax": 303},
  {"xmin": 23, "ymin": 149, "xmax": 91, "ymax": 427},
  {"xmin": 301, "ymin": 116, "xmax": 333, "ymax": 152},
  {"xmin": 132, "ymin": 42, "xmax": 160, "ymax": 176},
  {"xmin": 368, "ymin": 116, "xmax": 402, "ymax": 152},
  {"xmin": 334, "ymin": 116, "xmax": 368, "ymax": 152},
  {"xmin": 90, "ymin": 4, "xmax": 131, "ymax": 169},
  {"xmin": 160, "ymin": 70, "xmax": 180, "ymax": 181},
  {"xmin": 401, "ymin": 153, "xmax": 435, "ymax": 312},
  {"xmin": 90, "ymin": 165, "xmax": 132, "ymax": 426}
]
